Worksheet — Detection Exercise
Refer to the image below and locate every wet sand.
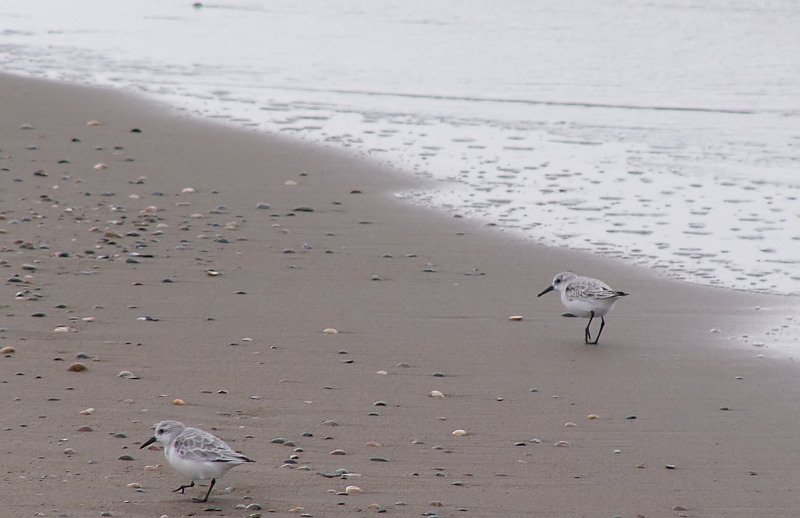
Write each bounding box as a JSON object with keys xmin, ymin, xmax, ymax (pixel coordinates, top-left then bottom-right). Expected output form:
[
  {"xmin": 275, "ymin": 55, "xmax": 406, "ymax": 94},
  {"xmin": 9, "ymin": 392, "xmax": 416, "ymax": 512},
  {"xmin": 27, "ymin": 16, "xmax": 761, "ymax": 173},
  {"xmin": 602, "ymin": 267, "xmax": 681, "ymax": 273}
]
[{"xmin": 1, "ymin": 74, "xmax": 799, "ymax": 517}]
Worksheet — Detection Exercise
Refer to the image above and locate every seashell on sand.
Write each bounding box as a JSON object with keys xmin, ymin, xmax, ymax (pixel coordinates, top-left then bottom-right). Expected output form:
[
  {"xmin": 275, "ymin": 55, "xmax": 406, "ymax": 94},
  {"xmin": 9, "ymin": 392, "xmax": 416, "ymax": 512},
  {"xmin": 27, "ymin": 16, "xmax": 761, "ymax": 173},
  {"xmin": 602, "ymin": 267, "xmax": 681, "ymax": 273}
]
[{"xmin": 344, "ymin": 485, "xmax": 363, "ymax": 495}]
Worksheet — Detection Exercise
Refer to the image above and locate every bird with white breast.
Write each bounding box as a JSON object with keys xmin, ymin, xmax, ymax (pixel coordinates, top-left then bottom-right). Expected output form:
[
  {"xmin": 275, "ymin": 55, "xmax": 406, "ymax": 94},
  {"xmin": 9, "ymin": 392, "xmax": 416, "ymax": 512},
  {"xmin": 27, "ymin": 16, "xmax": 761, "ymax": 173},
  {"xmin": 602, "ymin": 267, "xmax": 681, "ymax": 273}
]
[
  {"xmin": 140, "ymin": 420, "xmax": 254, "ymax": 503},
  {"xmin": 538, "ymin": 272, "xmax": 628, "ymax": 344}
]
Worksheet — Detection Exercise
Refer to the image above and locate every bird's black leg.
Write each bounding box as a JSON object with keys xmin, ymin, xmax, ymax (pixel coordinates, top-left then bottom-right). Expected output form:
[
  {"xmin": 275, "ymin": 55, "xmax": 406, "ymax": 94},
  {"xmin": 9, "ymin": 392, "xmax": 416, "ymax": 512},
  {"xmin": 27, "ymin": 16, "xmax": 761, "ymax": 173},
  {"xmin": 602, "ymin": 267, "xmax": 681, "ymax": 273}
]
[
  {"xmin": 589, "ymin": 317, "xmax": 606, "ymax": 345},
  {"xmin": 172, "ymin": 480, "xmax": 195, "ymax": 494},
  {"xmin": 584, "ymin": 311, "xmax": 595, "ymax": 344},
  {"xmin": 193, "ymin": 478, "xmax": 216, "ymax": 503}
]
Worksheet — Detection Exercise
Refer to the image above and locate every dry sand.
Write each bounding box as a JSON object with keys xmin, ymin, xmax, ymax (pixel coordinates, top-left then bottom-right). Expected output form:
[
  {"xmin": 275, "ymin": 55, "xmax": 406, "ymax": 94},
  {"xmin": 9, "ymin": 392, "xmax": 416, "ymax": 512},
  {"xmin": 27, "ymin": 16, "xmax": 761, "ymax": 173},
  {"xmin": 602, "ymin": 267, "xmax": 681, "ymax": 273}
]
[{"xmin": 1, "ymin": 74, "xmax": 799, "ymax": 518}]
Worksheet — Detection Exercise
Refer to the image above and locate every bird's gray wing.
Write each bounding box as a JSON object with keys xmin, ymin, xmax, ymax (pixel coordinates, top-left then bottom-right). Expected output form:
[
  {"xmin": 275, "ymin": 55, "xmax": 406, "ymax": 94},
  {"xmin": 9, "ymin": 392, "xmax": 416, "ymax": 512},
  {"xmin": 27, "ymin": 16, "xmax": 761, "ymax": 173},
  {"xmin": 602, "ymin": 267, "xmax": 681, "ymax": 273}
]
[
  {"xmin": 174, "ymin": 429, "xmax": 250, "ymax": 463},
  {"xmin": 565, "ymin": 278, "xmax": 619, "ymax": 301}
]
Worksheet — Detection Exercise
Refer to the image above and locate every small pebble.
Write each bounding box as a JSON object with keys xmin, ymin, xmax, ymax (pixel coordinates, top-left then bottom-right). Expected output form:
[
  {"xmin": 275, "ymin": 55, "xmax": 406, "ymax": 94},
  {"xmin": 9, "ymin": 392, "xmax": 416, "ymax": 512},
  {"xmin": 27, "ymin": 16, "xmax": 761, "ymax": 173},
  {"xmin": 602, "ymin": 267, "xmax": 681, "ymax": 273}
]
[
  {"xmin": 508, "ymin": 315, "xmax": 523, "ymax": 321},
  {"xmin": 172, "ymin": 398, "xmax": 186, "ymax": 405},
  {"xmin": 0, "ymin": 346, "xmax": 15, "ymax": 354},
  {"xmin": 323, "ymin": 328, "xmax": 339, "ymax": 334},
  {"xmin": 79, "ymin": 408, "xmax": 95, "ymax": 415},
  {"xmin": 451, "ymin": 429, "xmax": 468, "ymax": 437},
  {"xmin": 67, "ymin": 362, "xmax": 88, "ymax": 372},
  {"xmin": 344, "ymin": 485, "xmax": 363, "ymax": 495}
]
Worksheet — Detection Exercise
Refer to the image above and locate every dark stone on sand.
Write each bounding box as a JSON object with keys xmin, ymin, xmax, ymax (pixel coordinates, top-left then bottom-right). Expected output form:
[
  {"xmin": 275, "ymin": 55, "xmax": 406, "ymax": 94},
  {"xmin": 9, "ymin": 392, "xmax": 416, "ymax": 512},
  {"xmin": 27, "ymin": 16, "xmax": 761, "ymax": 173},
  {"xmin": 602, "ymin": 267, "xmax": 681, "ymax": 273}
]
[
  {"xmin": 625, "ymin": 415, "xmax": 637, "ymax": 420},
  {"xmin": 118, "ymin": 455, "xmax": 134, "ymax": 461},
  {"xmin": 130, "ymin": 128, "xmax": 142, "ymax": 133},
  {"xmin": 31, "ymin": 312, "xmax": 46, "ymax": 318},
  {"xmin": 370, "ymin": 457, "xmax": 389, "ymax": 462},
  {"xmin": 293, "ymin": 207, "xmax": 314, "ymax": 212}
]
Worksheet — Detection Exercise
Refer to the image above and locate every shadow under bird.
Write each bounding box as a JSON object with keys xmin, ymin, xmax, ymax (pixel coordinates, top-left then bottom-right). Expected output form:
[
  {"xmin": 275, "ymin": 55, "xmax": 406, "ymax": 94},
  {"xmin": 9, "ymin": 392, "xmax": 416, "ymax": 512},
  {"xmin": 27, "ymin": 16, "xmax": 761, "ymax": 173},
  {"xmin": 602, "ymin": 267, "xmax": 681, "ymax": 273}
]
[
  {"xmin": 140, "ymin": 420, "xmax": 254, "ymax": 503},
  {"xmin": 538, "ymin": 272, "xmax": 628, "ymax": 344}
]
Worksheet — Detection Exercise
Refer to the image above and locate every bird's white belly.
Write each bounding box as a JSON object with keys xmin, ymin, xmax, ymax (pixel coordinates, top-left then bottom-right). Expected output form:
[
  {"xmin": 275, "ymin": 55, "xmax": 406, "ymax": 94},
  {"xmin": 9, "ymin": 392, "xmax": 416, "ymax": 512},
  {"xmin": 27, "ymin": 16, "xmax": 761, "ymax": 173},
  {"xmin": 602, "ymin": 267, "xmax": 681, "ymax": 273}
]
[
  {"xmin": 166, "ymin": 448, "xmax": 232, "ymax": 481},
  {"xmin": 561, "ymin": 294, "xmax": 617, "ymax": 318}
]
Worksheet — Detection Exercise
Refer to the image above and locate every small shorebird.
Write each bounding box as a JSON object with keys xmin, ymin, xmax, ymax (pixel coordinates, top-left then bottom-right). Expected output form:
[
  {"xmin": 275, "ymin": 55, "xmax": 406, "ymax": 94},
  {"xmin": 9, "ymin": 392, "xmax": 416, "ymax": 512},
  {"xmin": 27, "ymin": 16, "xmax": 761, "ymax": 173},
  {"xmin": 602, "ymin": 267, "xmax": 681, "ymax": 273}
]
[
  {"xmin": 538, "ymin": 272, "xmax": 628, "ymax": 344},
  {"xmin": 140, "ymin": 420, "xmax": 254, "ymax": 503}
]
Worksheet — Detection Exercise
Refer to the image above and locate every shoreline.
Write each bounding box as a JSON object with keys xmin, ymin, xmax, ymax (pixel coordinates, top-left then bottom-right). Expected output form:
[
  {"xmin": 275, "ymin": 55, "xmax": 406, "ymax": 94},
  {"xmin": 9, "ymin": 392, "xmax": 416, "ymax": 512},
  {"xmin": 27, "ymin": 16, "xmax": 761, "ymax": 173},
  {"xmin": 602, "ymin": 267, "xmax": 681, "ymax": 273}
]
[{"xmin": 2, "ymin": 73, "xmax": 799, "ymax": 517}]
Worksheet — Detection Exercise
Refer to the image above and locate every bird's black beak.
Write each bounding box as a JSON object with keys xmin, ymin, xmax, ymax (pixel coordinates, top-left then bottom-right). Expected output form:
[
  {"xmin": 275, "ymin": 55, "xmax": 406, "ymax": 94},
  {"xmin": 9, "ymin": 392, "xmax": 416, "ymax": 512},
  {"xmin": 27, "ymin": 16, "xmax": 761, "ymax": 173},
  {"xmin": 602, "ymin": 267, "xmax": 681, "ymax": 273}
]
[
  {"xmin": 537, "ymin": 285, "xmax": 554, "ymax": 297},
  {"xmin": 140, "ymin": 436, "xmax": 157, "ymax": 449}
]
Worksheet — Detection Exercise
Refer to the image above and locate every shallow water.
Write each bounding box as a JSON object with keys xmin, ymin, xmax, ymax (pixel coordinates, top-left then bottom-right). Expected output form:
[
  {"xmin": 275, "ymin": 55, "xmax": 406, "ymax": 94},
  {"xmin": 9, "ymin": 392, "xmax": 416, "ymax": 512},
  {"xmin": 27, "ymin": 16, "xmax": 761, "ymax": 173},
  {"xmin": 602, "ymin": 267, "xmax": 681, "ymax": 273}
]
[{"xmin": 1, "ymin": 0, "xmax": 798, "ymax": 294}]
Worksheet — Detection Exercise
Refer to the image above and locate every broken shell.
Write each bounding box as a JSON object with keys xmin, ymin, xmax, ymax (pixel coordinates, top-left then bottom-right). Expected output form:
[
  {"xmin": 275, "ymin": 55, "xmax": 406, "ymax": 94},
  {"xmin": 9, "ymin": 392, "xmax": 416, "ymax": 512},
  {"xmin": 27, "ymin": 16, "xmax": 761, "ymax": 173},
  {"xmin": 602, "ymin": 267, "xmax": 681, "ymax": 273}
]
[
  {"xmin": 0, "ymin": 346, "xmax": 16, "ymax": 354},
  {"xmin": 206, "ymin": 270, "xmax": 220, "ymax": 277},
  {"xmin": 67, "ymin": 362, "xmax": 88, "ymax": 372},
  {"xmin": 451, "ymin": 429, "xmax": 468, "ymax": 437},
  {"xmin": 508, "ymin": 315, "xmax": 524, "ymax": 321},
  {"xmin": 284, "ymin": 180, "xmax": 298, "ymax": 186},
  {"xmin": 181, "ymin": 187, "xmax": 196, "ymax": 193},
  {"xmin": 172, "ymin": 398, "xmax": 186, "ymax": 406},
  {"xmin": 94, "ymin": 163, "xmax": 108, "ymax": 170},
  {"xmin": 117, "ymin": 370, "xmax": 135, "ymax": 378},
  {"xmin": 429, "ymin": 390, "xmax": 445, "ymax": 398},
  {"xmin": 554, "ymin": 440, "xmax": 571, "ymax": 447},
  {"xmin": 344, "ymin": 485, "xmax": 363, "ymax": 495},
  {"xmin": 127, "ymin": 482, "xmax": 142, "ymax": 489},
  {"xmin": 322, "ymin": 328, "xmax": 339, "ymax": 335},
  {"xmin": 144, "ymin": 464, "xmax": 160, "ymax": 472},
  {"xmin": 86, "ymin": 120, "xmax": 100, "ymax": 126},
  {"xmin": 79, "ymin": 408, "xmax": 95, "ymax": 415},
  {"xmin": 565, "ymin": 422, "xmax": 577, "ymax": 427},
  {"xmin": 587, "ymin": 414, "xmax": 600, "ymax": 420}
]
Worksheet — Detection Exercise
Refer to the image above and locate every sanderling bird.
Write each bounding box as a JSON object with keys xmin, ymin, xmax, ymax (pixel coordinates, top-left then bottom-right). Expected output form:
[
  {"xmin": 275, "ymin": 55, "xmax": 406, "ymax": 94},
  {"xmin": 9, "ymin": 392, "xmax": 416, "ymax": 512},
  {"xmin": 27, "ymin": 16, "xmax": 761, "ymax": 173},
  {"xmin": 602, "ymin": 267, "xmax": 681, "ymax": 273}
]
[
  {"xmin": 537, "ymin": 272, "xmax": 628, "ymax": 344},
  {"xmin": 140, "ymin": 420, "xmax": 254, "ymax": 503}
]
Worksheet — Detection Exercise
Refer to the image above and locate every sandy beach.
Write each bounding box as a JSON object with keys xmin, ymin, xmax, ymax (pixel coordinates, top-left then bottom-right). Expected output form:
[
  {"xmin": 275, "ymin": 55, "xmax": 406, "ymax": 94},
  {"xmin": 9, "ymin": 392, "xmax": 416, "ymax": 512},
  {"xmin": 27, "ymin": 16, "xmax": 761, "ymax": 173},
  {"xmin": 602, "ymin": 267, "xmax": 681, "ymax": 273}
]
[{"xmin": 1, "ymin": 74, "xmax": 799, "ymax": 517}]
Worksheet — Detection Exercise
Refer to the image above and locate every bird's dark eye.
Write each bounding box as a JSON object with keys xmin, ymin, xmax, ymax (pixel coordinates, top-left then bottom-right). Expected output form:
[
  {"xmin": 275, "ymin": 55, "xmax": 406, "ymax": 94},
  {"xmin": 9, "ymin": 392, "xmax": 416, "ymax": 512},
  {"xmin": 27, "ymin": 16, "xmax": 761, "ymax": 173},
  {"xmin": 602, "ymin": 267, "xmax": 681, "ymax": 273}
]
[{"xmin": 157, "ymin": 428, "xmax": 165, "ymax": 434}]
